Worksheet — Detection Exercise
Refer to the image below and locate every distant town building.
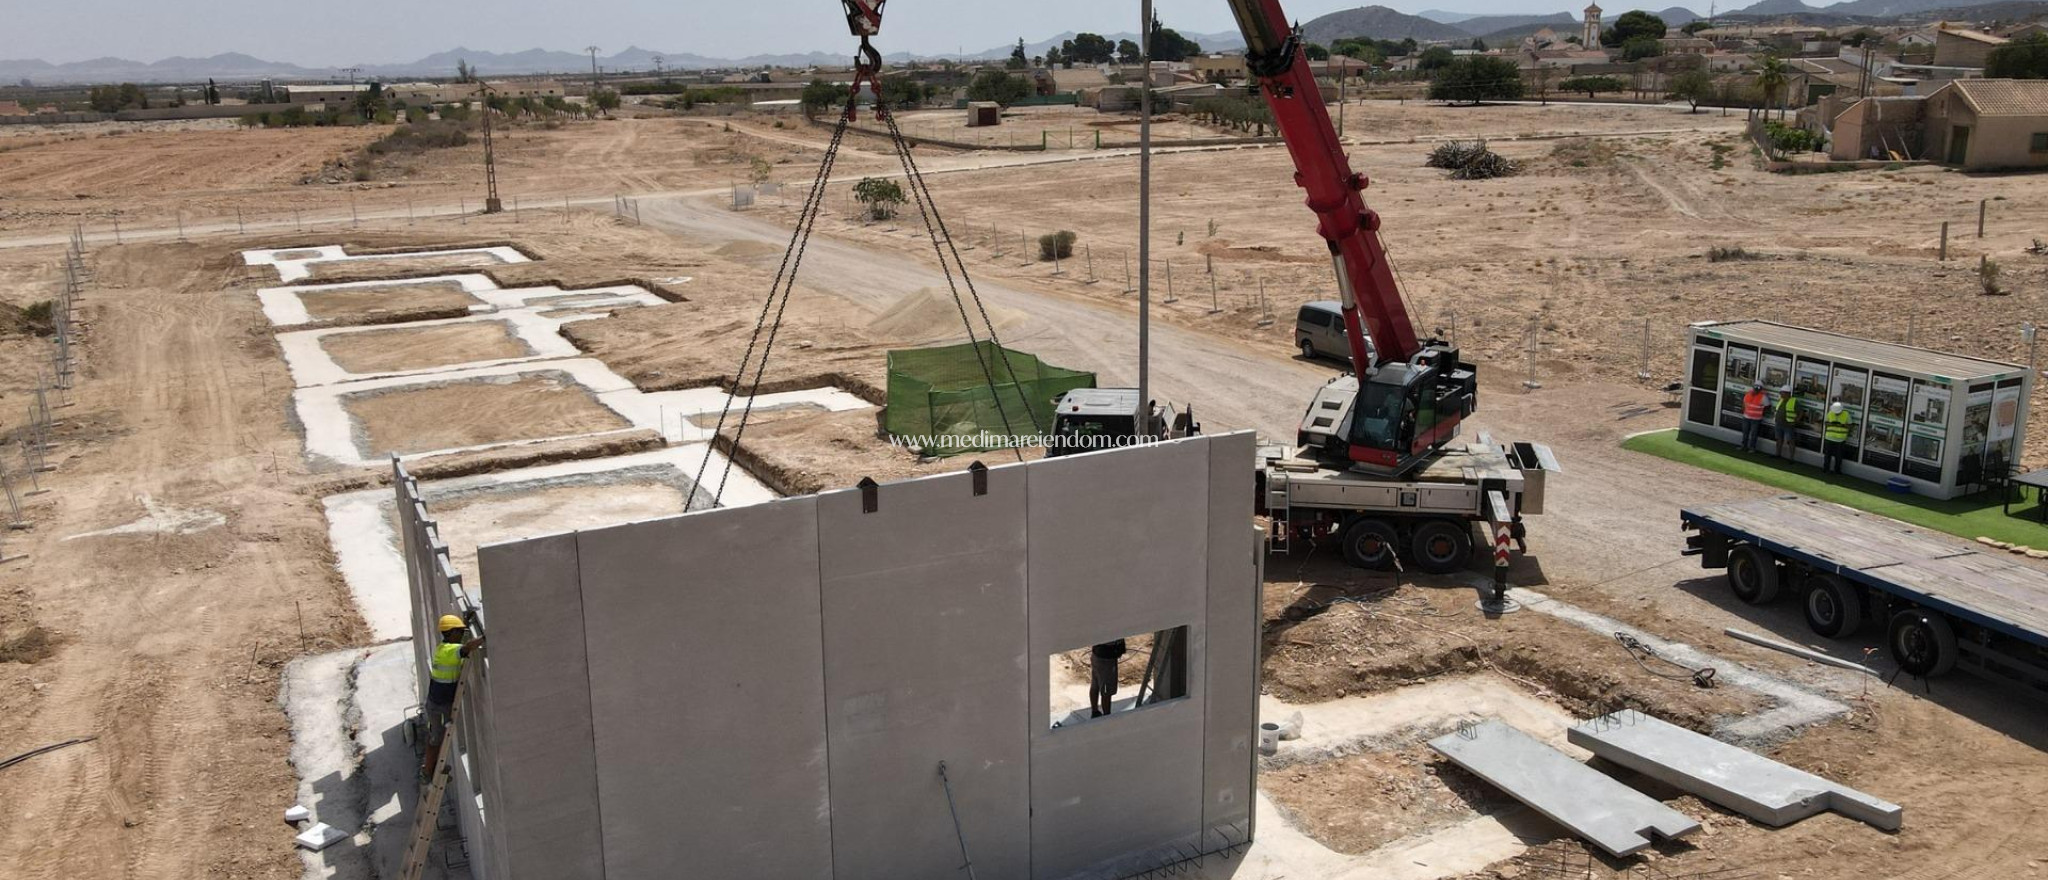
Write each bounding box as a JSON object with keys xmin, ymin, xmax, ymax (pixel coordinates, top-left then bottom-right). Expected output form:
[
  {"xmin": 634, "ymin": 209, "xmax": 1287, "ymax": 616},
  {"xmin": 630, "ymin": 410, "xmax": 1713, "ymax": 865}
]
[
  {"xmin": 1925, "ymin": 78, "xmax": 2048, "ymax": 169},
  {"xmin": 1582, "ymin": 2, "xmax": 1603, "ymax": 49},
  {"xmin": 1188, "ymin": 54, "xmax": 1246, "ymax": 82},
  {"xmin": 1932, "ymin": 27, "xmax": 2007, "ymax": 68}
]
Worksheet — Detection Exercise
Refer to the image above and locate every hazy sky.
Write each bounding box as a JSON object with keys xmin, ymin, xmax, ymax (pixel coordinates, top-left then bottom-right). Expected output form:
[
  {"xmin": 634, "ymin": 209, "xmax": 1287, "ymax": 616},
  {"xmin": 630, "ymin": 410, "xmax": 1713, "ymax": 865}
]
[{"xmin": 5, "ymin": 0, "xmax": 1689, "ymax": 66}]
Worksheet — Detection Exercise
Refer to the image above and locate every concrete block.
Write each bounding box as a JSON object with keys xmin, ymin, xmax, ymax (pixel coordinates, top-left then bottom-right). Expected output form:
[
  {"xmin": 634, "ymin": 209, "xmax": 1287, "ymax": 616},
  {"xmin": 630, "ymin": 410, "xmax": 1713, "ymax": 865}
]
[
  {"xmin": 1429, "ymin": 720, "xmax": 1700, "ymax": 857},
  {"xmin": 1569, "ymin": 709, "xmax": 1903, "ymax": 831},
  {"xmin": 294, "ymin": 822, "xmax": 347, "ymax": 851},
  {"xmin": 815, "ymin": 463, "xmax": 1032, "ymax": 880},
  {"xmin": 1201, "ymin": 431, "xmax": 1259, "ymax": 848},
  {"xmin": 474, "ymin": 531, "xmax": 605, "ymax": 880},
  {"xmin": 577, "ymin": 497, "xmax": 832, "ymax": 879},
  {"xmin": 284, "ymin": 804, "xmax": 310, "ymax": 824}
]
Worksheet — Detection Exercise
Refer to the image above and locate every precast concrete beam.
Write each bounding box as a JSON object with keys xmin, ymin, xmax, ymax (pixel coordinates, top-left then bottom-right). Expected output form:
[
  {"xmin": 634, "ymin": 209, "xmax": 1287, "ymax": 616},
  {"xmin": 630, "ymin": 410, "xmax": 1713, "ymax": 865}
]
[
  {"xmin": 1568, "ymin": 709, "xmax": 1902, "ymax": 831},
  {"xmin": 1428, "ymin": 720, "xmax": 1700, "ymax": 857}
]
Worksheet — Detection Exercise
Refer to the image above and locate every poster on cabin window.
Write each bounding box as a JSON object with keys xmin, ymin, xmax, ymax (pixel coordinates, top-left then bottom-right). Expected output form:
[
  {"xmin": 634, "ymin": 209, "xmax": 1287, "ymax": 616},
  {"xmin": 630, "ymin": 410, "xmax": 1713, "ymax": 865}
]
[
  {"xmin": 1905, "ymin": 381, "xmax": 1949, "ymax": 465},
  {"xmin": 1719, "ymin": 345, "xmax": 1758, "ymax": 428},
  {"xmin": 1992, "ymin": 385, "xmax": 2023, "ymax": 450},
  {"xmin": 1861, "ymin": 373, "xmax": 1909, "ymax": 470},
  {"xmin": 1962, "ymin": 387, "xmax": 1994, "ymax": 455},
  {"xmin": 1829, "ymin": 367, "xmax": 1869, "ymax": 446},
  {"xmin": 1793, "ymin": 360, "xmax": 1831, "ymax": 435},
  {"xmin": 1761, "ymin": 352, "xmax": 1793, "ymax": 392}
]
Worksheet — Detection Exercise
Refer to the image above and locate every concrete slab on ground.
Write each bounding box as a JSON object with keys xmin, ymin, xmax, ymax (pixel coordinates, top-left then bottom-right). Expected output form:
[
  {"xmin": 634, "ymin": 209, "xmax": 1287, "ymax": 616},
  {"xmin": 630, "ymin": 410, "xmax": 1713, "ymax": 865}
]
[
  {"xmin": 243, "ymin": 244, "xmax": 529, "ymax": 283},
  {"xmin": 1429, "ymin": 719, "xmax": 1700, "ymax": 858},
  {"xmin": 255, "ymin": 272, "xmax": 665, "ymax": 329},
  {"xmin": 1569, "ymin": 709, "xmax": 1903, "ymax": 831}
]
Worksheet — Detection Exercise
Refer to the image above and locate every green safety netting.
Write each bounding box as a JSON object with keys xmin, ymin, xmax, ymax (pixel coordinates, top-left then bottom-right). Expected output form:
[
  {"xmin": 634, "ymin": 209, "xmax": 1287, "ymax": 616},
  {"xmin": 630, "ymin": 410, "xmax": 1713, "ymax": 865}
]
[{"xmin": 885, "ymin": 341, "xmax": 1095, "ymax": 456}]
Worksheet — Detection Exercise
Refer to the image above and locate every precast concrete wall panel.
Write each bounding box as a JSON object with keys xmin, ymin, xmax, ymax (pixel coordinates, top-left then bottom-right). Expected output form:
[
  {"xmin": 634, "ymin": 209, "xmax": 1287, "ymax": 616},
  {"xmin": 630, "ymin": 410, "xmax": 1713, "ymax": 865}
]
[
  {"xmin": 815, "ymin": 466, "xmax": 1032, "ymax": 880},
  {"xmin": 1026, "ymin": 439, "xmax": 1211, "ymax": 879},
  {"xmin": 475, "ymin": 532, "xmax": 605, "ymax": 880},
  {"xmin": 576, "ymin": 499, "xmax": 833, "ymax": 879},
  {"xmin": 1201, "ymin": 431, "xmax": 1259, "ymax": 847}
]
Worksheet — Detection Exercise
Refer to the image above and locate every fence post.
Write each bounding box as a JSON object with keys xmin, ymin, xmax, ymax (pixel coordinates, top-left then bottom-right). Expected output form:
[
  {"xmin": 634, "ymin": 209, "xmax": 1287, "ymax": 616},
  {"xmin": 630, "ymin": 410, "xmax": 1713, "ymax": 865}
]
[
  {"xmin": 237, "ymin": 207, "xmax": 245, "ymax": 235},
  {"xmin": 1208, "ymin": 273, "xmax": 1221, "ymax": 315},
  {"xmin": 1979, "ymin": 199, "xmax": 1987, "ymax": 238},
  {"xmin": 1085, "ymin": 244, "xmax": 1095, "ymax": 282},
  {"xmin": 1164, "ymin": 261, "xmax": 1177, "ymax": 303},
  {"xmin": 1638, "ymin": 317, "xmax": 1652, "ymax": 380},
  {"xmin": 1124, "ymin": 249, "xmax": 1133, "ymax": 293},
  {"xmin": 1939, "ymin": 221, "xmax": 1949, "ymax": 261}
]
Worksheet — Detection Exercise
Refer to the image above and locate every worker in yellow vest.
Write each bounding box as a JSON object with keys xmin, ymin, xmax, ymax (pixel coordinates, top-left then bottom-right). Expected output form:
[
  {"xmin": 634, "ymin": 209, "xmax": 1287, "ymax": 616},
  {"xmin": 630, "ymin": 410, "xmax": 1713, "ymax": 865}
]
[
  {"xmin": 1773, "ymin": 387, "xmax": 1799, "ymax": 461},
  {"xmin": 1823, "ymin": 401, "xmax": 1856, "ymax": 474},
  {"xmin": 420, "ymin": 613, "xmax": 485, "ymax": 780}
]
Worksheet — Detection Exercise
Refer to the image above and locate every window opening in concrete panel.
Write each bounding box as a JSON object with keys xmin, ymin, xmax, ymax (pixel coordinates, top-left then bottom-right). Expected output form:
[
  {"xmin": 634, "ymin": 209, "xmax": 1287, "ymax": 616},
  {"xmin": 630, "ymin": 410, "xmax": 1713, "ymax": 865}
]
[{"xmin": 1048, "ymin": 625, "xmax": 1189, "ymax": 729}]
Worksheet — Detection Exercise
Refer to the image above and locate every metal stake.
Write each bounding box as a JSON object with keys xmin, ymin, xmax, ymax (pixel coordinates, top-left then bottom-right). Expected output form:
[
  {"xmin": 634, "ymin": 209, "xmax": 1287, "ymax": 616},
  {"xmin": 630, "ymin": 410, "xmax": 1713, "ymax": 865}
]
[
  {"xmin": 1639, "ymin": 318, "xmax": 1652, "ymax": 380},
  {"xmin": 937, "ymin": 762, "xmax": 980, "ymax": 880},
  {"xmin": 1939, "ymin": 221, "xmax": 1948, "ymax": 261}
]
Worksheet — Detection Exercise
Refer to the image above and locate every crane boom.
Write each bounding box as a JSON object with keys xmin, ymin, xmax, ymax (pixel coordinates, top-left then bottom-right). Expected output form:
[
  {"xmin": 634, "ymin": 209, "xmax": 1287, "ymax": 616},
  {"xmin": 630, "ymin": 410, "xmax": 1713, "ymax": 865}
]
[{"xmin": 1228, "ymin": 0, "xmax": 1416, "ymax": 368}]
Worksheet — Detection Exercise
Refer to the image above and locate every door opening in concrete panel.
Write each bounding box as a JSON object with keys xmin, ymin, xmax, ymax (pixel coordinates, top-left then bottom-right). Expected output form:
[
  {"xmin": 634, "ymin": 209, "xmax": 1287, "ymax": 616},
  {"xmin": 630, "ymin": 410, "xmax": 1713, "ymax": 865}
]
[{"xmin": 1049, "ymin": 625, "xmax": 1189, "ymax": 729}]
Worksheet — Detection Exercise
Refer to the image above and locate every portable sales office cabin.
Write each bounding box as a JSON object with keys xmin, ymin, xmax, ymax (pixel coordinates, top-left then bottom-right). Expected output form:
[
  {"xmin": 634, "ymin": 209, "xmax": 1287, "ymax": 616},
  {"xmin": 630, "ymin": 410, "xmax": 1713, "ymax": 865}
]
[{"xmin": 1680, "ymin": 320, "xmax": 2032, "ymax": 500}]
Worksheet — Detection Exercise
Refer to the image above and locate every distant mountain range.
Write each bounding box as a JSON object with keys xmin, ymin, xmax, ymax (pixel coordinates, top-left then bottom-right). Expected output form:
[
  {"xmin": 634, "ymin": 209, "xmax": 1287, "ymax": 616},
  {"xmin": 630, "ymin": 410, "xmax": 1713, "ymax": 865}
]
[{"xmin": 2, "ymin": 0, "xmax": 2039, "ymax": 87}]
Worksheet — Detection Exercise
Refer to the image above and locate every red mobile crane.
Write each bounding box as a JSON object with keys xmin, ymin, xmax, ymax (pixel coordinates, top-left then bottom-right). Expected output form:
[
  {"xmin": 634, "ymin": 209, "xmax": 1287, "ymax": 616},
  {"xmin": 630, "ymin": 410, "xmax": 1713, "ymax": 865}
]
[{"xmin": 836, "ymin": 0, "xmax": 1552, "ymax": 588}]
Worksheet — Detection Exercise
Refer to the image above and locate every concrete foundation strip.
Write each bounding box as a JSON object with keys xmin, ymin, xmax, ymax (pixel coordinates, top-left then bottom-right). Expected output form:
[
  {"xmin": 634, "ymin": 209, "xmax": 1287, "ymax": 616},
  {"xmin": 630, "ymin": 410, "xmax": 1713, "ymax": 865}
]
[
  {"xmin": 1568, "ymin": 709, "xmax": 1902, "ymax": 831},
  {"xmin": 1427, "ymin": 720, "xmax": 1701, "ymax": 858}
]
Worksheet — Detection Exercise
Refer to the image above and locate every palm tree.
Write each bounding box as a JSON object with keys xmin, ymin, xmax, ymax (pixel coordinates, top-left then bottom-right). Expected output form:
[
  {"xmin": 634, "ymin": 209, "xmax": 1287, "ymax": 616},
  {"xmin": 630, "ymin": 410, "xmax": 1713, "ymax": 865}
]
[{"xmin": 1756, "ymin": 54, "xmax": 1789, "ymax": 122}]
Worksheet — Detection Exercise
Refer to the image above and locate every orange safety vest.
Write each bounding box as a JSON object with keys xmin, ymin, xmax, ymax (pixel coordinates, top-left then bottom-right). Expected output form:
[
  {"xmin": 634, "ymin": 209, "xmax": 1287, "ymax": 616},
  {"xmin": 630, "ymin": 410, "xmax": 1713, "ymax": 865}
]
[{"xmin": 1742, "ymin": 390, "xmax": 1767, "ymax": 419}]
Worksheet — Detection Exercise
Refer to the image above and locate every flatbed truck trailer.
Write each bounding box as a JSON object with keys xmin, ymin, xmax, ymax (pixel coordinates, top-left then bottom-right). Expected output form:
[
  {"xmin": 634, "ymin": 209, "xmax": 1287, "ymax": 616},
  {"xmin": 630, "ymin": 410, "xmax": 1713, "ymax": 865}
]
[{"xmin": 1682, "ymin": 495, "xmax": 2048, "ymax": 691}]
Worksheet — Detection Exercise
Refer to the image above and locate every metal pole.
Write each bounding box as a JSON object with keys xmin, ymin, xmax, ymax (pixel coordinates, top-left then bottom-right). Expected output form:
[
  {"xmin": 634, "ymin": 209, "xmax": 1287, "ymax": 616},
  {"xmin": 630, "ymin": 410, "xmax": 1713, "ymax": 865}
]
[
  {"xmin": 1208, "ymin": 272, "xmax": 1220, "ymax": 314},
  {"xmin": 1164, "ymin": 261, "xmax": 1176, "ymax": 303},
  {"xmin": 1979, "ymin": 199, "xmax": 1987, "ymax": 238},
  {"xmin": 2026, "ymin": 323, "xmax": 2039, "ymax": 372},
  {"xmin": 1138, "ymin": 0, "xmax": 1153, "ymax": 425},
  {"xmin": 1939, "ymin": 221, "xmax": 1949, "ymax": 261},
  {"xmin": 937, "ymin": 762, "xmax": 980, "ymax": 880},
  {"xmin": 1639, "ymin": 318, "xmax": 1652, "ymax": 380}
]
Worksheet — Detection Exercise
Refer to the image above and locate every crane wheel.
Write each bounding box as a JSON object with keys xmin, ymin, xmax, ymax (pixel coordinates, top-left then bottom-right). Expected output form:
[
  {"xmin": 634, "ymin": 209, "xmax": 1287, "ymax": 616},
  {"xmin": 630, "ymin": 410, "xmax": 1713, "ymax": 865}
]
[
  {"xmin": 1409, "ymin": 520, "xmax": 1472, "ymax": 575},
  {"xmin": 1726, "ymin": 544, "xmax": 1781, "ymax": 605},
  {"xmin": 1340, "ymin": 518, "xmax": 1399, "ymax": 571},
  {"xmin": 1803, "ymin": 574, "xmax": 1864, "ymax": 639},
  {"xmin": 1888, "ymin": 608, "xmax": 1958, "ymax": 677}
]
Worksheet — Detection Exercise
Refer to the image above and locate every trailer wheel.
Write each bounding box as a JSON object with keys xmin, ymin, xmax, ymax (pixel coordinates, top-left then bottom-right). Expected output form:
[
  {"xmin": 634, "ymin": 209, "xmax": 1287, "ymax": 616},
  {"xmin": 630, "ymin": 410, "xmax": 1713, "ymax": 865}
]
[
  {"xmin": 1340, "ymin": 518, "xmax": 1400, "ymax": 571},
  {"xmin": 1802, "ymin": 574, "xmax": 1864, "ymax": 639},
  {"xmin": 1409, "ymin": 520, "xmax": 1472, "ymax": 574},
  {"xmin": 1888, "ymin": 608, "xmax": 1959, "ymax": 677},
  {"xmin": 1726, "ymin": 544, "xmax": 1781, "ymax": 605}
]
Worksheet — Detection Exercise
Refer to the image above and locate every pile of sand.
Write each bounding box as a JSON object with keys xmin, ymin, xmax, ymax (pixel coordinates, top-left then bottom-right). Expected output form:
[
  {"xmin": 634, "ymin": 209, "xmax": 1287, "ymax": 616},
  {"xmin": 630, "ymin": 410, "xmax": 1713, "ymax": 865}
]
[{"xmin": 867, "ymin": 286, "xmax": 1027, "ymax": 343}]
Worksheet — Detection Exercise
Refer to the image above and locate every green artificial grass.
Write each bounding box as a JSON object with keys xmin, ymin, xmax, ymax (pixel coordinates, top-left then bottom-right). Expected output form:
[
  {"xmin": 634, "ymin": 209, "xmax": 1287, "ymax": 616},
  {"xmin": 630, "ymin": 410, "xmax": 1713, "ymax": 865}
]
[{"xmin": 1622, "ymin": 428, "xmax": 2048, "ymax": 548}]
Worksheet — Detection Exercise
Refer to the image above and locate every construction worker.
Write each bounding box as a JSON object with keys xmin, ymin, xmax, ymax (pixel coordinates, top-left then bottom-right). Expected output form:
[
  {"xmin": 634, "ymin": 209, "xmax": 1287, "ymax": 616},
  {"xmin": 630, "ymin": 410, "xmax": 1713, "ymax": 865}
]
[
  {"xmin": 1774, "ymin": 387, "xmax": 1799, "ymax": 461},
  {"xmin": 1089, "ymin": 638, "xmax": 1127, "ymax": 718},
  {"xmin": 1823, "ymin": 401, "xmax": 1856, "ymax": 474},
  {"xmin": 1740, "ymin": 382, "xmax": 1768, "ymax": 452},
  {"xmin": 420, "ymin": 613, "xmax": 485, "ymax": 780}
]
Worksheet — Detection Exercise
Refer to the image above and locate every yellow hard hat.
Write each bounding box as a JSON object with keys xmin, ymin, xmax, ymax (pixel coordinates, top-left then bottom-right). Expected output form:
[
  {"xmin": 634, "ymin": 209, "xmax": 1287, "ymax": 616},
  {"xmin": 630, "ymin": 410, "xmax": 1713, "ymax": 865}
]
[{"xmin": 437, "ymin": 614, "xmax": 466, "ymax": 633}]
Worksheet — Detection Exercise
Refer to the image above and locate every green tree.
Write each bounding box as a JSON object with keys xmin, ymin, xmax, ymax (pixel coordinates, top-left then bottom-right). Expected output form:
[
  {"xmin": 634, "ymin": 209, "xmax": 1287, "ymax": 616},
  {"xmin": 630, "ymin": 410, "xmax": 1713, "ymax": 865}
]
[
  {"xmin": 880, "ymin": 77, "xmax": 929, "ymax": 109},
  {"xmin": 1305, "ymin": 42, "xmax": 1331, "ymax": 60},
  {"xmin": 1068, "ymin": 33, "xmax": 1116, "ymax": 64},
  {"xmin": 967, "ymin": 69, "xmax": 1032, "ymax": 105},
  {"xmin": 1428, "ymin": 56, "xmax": 1525, "ymax": 104},
  {"xmin": 1987, "ymin": 33, "xmax": 2048, "ymax": 78},
  {"xmin": 353, "ymin": 82, "xmax": 387, "ymax": 121},
  {"xmin": 853, "ymin": 177, "xmax": 906, "ymax": 220},
  {"xmin": 1668, "ymin": 68, "xmax": 1714, "ymax": 113},
  {"xmin": 205, "ymin": 78, "xmax": 220, "ymax": 105},
  {"xmin": 118, "ymin": 83, "xmax": 147, "ymax": 110},
  {"xmin": 1417, "ymin": 46, "xmax": 1456, "ymax": 72},
  {"xmin": 592, "ymin": 89, "xmax": 621, "ymax": 116},
  {"xmin": 1117, "ymin": 39, "xmax": 1141, "ymax": 64},
  {"xmin": 1007, "ymin": 39, "xmax": 1029, "ymax": 70},
  {"xmin": 1046, "ymin": 46, "xmax": 1066, "ymax": 68},
  {"xmin": 1149, "ymin": 13, "xmax": 1202, "ymax": 62},
  {"xmin": 801, "ymin": 79, "xmax": 844, "ymax": 117},
  {"xmin": 1682, "ymin": 20, "xmax": 1713, "ymax": 35},
  {"xmin": 1843, "ymin": 29, "xmax": 1877, "ymax": 47},
  {"xmin": 1331, "ymin": 38, "xmax": 1382, "ymax": 63},
  {"xmin": 1755, "ymin": 53, "xmax": 1790, "ymax": 120},
  {"xmin": 1602, "ymin": 11, "xmax": 1668, "ymax": 47},
  {"xmin": 456, "ymin": 58, "xmax": 475, "ymax": 83},
  {"xmin": 1621, "ymin": 35, "xmax": 1664, "ymax": 61},
  {"xmin": 1470, "ymin": 38, "xmax": 1488, "ymax": 51},
  {"xmin": 1558, "ymin": 75, "xmax": 1625, "ymax": 97}
]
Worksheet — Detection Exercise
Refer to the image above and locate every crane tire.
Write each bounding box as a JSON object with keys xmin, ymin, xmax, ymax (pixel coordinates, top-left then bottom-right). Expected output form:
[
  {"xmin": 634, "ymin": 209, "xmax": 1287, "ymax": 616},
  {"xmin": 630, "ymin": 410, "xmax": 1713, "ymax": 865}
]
[
  {"xmin": 1340, "ymin": 518, "xmax": 1400, "ymax": 571},
  {"xmin": 1409, "ymin": 520, "xmax": 1473, "ymax": 575}
]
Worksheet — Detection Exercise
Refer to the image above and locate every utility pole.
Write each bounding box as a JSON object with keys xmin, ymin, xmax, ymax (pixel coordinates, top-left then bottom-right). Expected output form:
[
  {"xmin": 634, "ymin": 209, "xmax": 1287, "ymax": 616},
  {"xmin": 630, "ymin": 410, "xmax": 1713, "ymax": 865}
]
[
  {"xmin": 653, "ymin": 53, "xmax": 665, "ymax": 79},
  {"xmin": 1137, "ymin": 0, "xmax": 1153, "ymax": 423},
  {"xmin": 586, "ymin": 46, "xmax": 602, "ymax": 93},
  {"xmin": 478, "ymin": 83, "xmax": 502, "ymax": 213}
]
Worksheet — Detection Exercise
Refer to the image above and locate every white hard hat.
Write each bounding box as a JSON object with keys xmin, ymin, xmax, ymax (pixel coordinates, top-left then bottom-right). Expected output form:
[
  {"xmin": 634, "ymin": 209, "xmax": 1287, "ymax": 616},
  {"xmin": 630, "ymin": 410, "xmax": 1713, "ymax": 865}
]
[{"xmin": 1830, "ymin": 402, "xmax": 1845, "ymax": 414}]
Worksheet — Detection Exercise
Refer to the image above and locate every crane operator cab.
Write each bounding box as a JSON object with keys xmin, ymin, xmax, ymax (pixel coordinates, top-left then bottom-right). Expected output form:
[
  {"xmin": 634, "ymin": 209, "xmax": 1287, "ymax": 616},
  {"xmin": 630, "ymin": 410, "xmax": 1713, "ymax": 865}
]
[
  {"xmin": 1296, "ymin": 342, "xmax": 1476, "ymax": 476},
  {"xmin": 1048, "ymin": 387, "xmax": 1200, "ymax": 458}
]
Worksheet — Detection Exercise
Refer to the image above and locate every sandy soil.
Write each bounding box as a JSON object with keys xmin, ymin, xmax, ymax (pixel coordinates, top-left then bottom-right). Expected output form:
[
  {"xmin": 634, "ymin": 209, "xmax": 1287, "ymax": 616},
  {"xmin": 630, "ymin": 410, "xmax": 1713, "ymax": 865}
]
[
  {"xmin": 295, "ymin": 280, "xmax": 482, "ymax": 323},
  {"xmin": 320, "ymin": 321, "xmax": 531, "ymax": 373},
  {"xmin": 343, "ymin": 372, "xmax": 631, "ymax": 457},
  {"xmin": 425, "ymin": 478, "xmax": 687, "ymax": 582},
  {"xmin": 1263, "ymin": 747, "xmax": 1510, "ymax": 856}
]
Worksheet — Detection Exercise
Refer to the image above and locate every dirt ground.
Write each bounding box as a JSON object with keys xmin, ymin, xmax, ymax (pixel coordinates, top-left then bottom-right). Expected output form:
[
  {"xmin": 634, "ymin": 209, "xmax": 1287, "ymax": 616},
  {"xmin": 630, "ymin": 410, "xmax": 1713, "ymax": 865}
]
[
  {"xmin": 3, "ymin": 100, "xmax": 2048, "ymax": 880},
  {"xmin": 342, "ymin": 372, "xmax": 631, "ymax": 457},
  {"xmin": 319, "ymin": 321, "xmax": 531, "ymax": 373},
  {"xmin": 294, "ymin": 279, "xmax": 482, "ymax": 323}
]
